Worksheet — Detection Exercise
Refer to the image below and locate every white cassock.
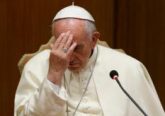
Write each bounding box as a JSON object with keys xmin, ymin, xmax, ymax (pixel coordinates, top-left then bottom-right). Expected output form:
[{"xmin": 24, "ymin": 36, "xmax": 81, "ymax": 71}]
[{"xmin": 14, "ymin": 45, "xmax": 165, "ymax": 116}]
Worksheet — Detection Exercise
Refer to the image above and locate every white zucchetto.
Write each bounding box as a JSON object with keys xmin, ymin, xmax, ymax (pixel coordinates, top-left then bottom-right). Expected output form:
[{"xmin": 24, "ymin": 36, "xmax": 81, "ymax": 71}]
[{"xmin": 53, "ymin": 5, "xmax": 95, "ymax": 22}]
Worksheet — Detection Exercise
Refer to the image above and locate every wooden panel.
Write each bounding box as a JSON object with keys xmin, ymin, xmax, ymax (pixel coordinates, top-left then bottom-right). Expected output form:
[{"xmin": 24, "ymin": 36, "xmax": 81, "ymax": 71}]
[
  {"xmin": 114, "ymin": 0, "xmax": 165, "ymax": 109},
  {"xmin": 0, "ymin": 0, "xmax": 114, "ymax": 115}
]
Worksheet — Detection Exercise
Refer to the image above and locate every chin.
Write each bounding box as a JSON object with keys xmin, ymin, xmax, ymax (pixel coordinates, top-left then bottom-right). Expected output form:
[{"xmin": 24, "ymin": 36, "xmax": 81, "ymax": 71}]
[{"xmin": 68, "ymin": 65, "xmax": 82, "ymax": 72}]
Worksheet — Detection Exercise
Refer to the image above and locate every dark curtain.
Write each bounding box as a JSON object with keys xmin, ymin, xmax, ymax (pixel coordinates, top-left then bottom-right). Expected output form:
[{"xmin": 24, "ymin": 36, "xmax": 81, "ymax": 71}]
[{"xmin": 113, "ymin": 0, "xmax": 165, "ymax": 109}]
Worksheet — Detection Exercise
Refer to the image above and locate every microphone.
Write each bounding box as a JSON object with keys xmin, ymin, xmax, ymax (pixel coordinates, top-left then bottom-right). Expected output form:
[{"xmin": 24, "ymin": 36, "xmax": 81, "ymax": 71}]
[{"xmin": 109, "ymin": 70, "xmax": 148, "ymax": 116}]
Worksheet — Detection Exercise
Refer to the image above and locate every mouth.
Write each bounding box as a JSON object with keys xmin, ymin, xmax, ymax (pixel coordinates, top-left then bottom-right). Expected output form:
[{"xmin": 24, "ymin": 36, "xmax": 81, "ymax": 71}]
[
  {"xmin": 68, "ymin": 61, "xmax": 81, "ymax": 70},
  {"xmin": 69, "ymin": 63, "xmax": 79, "ymax": 67},
  {"xmin": 69, "ymin": 60, "xmax": 79, "ymax": 65}
]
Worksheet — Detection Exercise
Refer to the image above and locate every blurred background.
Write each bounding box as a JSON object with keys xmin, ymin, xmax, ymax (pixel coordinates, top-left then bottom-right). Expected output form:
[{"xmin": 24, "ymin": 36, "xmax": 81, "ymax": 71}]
[{"xmin": 0, "ymin": 0, "xmax": 164, "ymax": 115}]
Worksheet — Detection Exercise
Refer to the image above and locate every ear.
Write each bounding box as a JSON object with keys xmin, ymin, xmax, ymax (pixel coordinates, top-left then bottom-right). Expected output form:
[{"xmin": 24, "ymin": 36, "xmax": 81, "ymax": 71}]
[{"xmin": 91, "ymin": 31, "xmax": 100, "ymax": 48}]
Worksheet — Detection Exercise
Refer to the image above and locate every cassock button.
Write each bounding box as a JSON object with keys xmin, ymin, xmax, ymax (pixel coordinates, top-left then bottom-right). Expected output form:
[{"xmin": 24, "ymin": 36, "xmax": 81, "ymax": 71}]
[
  {"xmin": 82, "ymin": 88, "xmax": 86, "ymax": 92},
  {"xmin": 86, "ymin": 106, "xmax": 90, "ymax": 110},
  {"xmin": 82, "ymin": 97, "xmax": 88, "ymax": 102}
]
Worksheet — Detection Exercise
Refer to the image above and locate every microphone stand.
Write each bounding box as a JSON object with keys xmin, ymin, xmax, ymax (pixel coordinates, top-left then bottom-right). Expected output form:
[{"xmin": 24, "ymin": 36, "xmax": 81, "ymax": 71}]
[{"xmin": 115, "ymin": 78, "xmax": 148, "ymax": 116}]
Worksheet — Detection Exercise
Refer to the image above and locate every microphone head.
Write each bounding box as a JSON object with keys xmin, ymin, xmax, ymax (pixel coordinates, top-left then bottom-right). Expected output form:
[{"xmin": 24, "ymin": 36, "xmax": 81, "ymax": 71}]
[{"xmin": 110, "ymin": 70, "xmax": 119, "ymax": 80}]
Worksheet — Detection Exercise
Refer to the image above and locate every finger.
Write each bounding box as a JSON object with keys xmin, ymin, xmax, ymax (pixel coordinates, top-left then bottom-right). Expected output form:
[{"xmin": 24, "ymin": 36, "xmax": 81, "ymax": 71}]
[
  {"xmin": 53, "ymin": 33, "xmax": 65, "ymax": 49},
  {"xmin": 67, "ymin": 42, "xmax": 77, "ymax": 56},
  {"xmin": 58, "ymin": 31, "xmax": 71, "ymax": 49},
  {"xmin": 64, "ymin": 34, "xmax": 73, "ymax": 49}
]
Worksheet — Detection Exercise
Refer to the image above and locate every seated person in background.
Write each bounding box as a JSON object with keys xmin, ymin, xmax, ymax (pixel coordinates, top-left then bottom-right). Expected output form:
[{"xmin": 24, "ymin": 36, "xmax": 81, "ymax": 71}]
[{"xmin": 14, "ymin": 4, "xmax": 165, "ymax": 116}]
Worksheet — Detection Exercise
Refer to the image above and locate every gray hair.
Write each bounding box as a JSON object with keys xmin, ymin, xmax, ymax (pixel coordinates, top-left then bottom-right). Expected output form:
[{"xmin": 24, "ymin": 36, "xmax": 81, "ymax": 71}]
[{"xmin": 84, "ymin": 20, "xmax": 97, "ymax": 38}]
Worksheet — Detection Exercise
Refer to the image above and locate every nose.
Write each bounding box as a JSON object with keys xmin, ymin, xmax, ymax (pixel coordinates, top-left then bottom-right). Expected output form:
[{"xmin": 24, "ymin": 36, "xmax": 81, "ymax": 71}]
[{"xmin": 70, "ymin": 53, "xmax": 75, "ymax": 61}]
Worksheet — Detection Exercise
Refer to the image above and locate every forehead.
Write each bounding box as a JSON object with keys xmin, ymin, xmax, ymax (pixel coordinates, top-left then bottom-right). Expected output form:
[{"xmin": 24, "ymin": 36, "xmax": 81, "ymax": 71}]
[
  {"xmin": 53, "ymin": 19, "xmax": 88, "ymax": 35},
  {"xmin": 53, "ymin": 19, "xmax": 90, "ymax": 42}
]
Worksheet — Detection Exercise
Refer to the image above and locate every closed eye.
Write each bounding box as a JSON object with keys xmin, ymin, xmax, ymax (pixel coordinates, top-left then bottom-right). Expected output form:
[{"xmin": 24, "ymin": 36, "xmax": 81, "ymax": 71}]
[{"xmin": 74, "ymin": 44, "xmax": 84, "ymax": 52}]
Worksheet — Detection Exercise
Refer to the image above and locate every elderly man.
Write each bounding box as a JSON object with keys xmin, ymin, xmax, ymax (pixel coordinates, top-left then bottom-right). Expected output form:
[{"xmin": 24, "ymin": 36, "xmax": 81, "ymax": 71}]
[{"xmin": 15, "ymin": 5, "xmax": 165, "ymax": 116}]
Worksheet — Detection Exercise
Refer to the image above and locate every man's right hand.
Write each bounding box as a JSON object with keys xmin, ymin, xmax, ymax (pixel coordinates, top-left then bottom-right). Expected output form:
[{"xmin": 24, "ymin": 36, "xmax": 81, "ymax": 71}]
[{"xmin": 47, "ymin": 31, "xmax": 77, "ymax": 86}]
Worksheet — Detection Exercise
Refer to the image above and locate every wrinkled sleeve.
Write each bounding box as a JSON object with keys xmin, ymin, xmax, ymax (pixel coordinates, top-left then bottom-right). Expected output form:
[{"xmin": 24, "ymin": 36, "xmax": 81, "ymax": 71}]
[{"xmin": 14, "ymin": 50, "xmax": 68, "ymax": 116}]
